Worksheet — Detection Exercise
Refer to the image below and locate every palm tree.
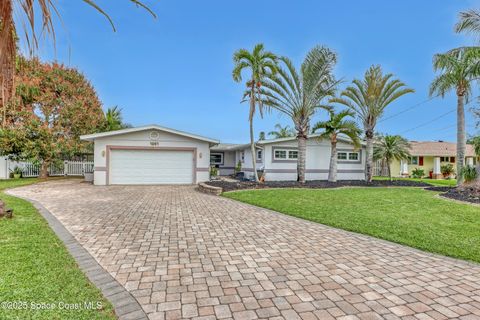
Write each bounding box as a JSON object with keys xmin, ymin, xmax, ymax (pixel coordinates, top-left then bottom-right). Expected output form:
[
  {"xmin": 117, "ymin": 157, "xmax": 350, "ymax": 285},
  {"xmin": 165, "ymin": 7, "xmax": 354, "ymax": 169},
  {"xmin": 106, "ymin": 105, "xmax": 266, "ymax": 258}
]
[
  {"xmin": 373, "ymin": 135, "xmax": 411, "ymax": 181},
  {"xmin": 104, "ymin": 106, "xmax": 126, "ymax": 131},
  {"xmin": 455, "ymin": 9, "xmax": 480, "ymax": 38},
  {"xmin": 331, "ymin": 65, "xmax": 414, "ymax": 182},
  {"xmin": 232, "ymin": 43, "xmax": 278, "ymax": 182},
  {"xmin": 268, "ymin": 124, "xmax": 296, "ymax": 139},
  {"xmin": 259, "ymin": 46, "xmax": 339, "ymax": 183},
  {"xmin": 429, "ymin": 47, "xmax": 480, "ymax": 185},
  {"xmin": 312, "ymin": 108, "xmax": 361, "ymax": 182},
  {"xmin": 0, "ymin": 0, "xmax": 155, "ymax": 127}
]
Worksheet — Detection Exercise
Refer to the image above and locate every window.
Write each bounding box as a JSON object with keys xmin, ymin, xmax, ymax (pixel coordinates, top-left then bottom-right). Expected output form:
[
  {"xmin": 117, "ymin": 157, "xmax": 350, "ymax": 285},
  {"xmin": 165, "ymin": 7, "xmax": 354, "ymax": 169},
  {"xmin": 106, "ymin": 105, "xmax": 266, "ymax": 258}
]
[
  {"xmin": 440, "ymin": 157, "xmax": 449, "ymax": 162},
  {"xmin": 273, "ymin": 149, "xmax": 298, "ymax": 161},
  {"xmin": 348, "ymin": 152, "xmax": 359, "ymax": 160},
  {"xmin": 240, "ymin": 151, "xmax": 245, "ymax": 162},
  {"xmin": 450, "ymin": 157, "xmax": 455, "ymax": 163},
  {"xmin": 338, "ymin": 152, "xmax": 347, "ymax": 160},
  {"xmin": 210, "ymin": 153, "xmax": 223, "ymax": 165},
  {"xmin": 338, "ymin": 151, "xmax": 359, "ymax": 161},
  {"xmin": 256, "ymin": 150, "xmax": 263, "ymax": 161},
  {"xmin": 408, "ymin": 156, "xmax": 418, "ymax": 165}
]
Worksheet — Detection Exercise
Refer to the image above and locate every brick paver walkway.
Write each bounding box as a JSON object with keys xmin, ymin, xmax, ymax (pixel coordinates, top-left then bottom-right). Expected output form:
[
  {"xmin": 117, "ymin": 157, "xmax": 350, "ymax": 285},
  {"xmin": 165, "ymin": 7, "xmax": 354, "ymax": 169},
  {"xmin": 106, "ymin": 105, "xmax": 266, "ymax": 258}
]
[{"xmin": 9, "ymin": 180, "xmax": 480, "ymax": 320}]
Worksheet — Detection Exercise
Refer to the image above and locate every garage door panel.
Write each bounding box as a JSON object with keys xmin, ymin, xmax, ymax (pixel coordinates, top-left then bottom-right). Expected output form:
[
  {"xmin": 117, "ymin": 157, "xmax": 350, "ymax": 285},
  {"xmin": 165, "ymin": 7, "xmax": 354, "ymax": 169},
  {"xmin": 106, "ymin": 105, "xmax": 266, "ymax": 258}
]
[{"xmin": 109, "ymin": 149, "xmax": 194, "ymax": 185}]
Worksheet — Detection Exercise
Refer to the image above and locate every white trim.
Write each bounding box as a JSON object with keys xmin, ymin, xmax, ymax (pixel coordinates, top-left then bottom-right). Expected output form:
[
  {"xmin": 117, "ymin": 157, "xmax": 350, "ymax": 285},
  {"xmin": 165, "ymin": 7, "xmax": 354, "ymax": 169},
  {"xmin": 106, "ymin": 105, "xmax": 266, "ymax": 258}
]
[
  {"xmin": 257, "ymin": 133, "xmax": 366, "ymax": 146},
  {"xmin": 274, "ymin": 149, "xmax": 298, "ymax": 160},
  {"xmin": 210, "ymin": 152, "xmax": 224, "ymax": 165},
  {"xmin": 80, "ymin": 124, "xmax": 219, "ymax": 144}
]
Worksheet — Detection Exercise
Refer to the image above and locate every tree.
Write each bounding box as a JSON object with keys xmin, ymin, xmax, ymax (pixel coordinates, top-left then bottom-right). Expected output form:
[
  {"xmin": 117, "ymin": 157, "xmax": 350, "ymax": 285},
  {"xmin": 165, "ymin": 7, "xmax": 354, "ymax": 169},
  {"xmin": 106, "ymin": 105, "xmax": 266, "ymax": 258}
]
[
  {"xmin": 429, "ymin": 47, "xmax": 480, "ymax": 184},
  {"xmin": 0, "ymin": 56, "xmax": 104, "ymax": 178},
  {"xmin": 258, "ymin": 131, "xmax": 266, "ymax": 140},
  {"xmin": 104, "ymin": 106, "xmax": 131, "ymax": 131},
  {"xmin": 312, "ymin": 108, "xmax": 361, "ymax": 182},
  {"xmin": 268, "ymin": 124, "xmax": 295, "ymax": 139},
  {"xmin": 331, "ymin": 65, "xmax": 414, "ymax": 182},
  {"xmin": 259, "ymin": 46, "xmax": 339, "ymax": 183},
  {"xmin": 455, "ymin": 9, "xmax": 480, "ymax": 38},
  {"xmin": 0, "ymin": 0, "xmax": 156, "ymax": 127},
  {"xmin": 232, "ymin": 43, "xmax": 278, "ymax": 182},
  {"xmin": 373, "ymin": 135, "xmax": 410, "ymax": 181}
]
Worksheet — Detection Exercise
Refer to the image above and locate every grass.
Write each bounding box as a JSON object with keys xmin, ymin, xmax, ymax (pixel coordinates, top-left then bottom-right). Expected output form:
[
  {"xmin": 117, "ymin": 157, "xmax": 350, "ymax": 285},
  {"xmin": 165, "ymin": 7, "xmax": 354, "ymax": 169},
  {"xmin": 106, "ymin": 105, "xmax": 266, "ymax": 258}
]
[
  {"xmin": 373, "ymin": 176, "xmax": 457, "ymax": 187},
  {"xmin": 225, "ymin": 187, "xmax": 480, "ymax": 263},
  {"xmin": 0, "ymin": 178, "xmax": 116, "ymax": 320}
]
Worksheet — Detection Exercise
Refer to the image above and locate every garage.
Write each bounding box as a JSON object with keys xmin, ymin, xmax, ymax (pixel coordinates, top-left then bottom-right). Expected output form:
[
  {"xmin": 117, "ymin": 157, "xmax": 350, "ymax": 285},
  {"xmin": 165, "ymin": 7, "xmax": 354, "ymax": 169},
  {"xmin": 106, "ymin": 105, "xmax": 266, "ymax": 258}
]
[
  {"xmin": 80, "ymin": 125, "xmax": 219, "ymax": 185},
  {"xmin": 109, "ymin": 149, "xmax": 194, "ymax": 185}
]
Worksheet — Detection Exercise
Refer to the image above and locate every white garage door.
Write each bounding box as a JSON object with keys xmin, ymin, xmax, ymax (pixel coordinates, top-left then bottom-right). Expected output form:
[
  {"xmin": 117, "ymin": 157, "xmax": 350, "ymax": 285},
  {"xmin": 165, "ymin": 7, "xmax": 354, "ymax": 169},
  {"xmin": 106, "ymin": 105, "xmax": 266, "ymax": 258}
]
[{"xmin": 109, "ymin": 149, "xmax": 194, "ymax": 185}]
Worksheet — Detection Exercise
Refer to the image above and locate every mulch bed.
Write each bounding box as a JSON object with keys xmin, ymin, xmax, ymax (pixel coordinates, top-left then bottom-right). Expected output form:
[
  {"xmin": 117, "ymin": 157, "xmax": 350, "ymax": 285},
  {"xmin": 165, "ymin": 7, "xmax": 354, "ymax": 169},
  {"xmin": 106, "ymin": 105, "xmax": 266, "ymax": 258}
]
[
  {"xmin": 440, "ymin": 186, "xmax": 480, "ymax": 204},
  {"xmin": 206, "ymin": 179, "xmax": 431, "ymax": 192}
]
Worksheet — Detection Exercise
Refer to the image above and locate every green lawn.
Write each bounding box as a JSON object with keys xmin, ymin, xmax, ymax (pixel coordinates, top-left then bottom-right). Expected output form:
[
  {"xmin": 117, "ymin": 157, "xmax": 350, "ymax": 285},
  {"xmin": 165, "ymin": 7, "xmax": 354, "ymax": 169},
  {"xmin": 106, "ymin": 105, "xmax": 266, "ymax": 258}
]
[
  {"xmin": 0, "ymin": 178, "xmax": 116, "ymax": 320},
  {"xmin": 225, "ymin": 187, "xmax": 480, "ymax": 263},
  {"xmin": 373, "ymin": 176, "xmax": 457, "ymax": 187}
]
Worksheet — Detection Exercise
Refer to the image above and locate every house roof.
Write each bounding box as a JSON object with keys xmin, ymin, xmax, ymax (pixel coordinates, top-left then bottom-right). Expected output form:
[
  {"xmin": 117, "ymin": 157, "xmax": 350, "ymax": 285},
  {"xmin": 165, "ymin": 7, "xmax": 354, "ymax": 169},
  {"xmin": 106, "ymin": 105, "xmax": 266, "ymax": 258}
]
[
  {"xmin": 409, "ymin": 141, "xmax": 476, "ymax": 157},
  {"xmin": 257, "ymin": 133, "xmax": 366, "ymax": 146},
  {"xmin": 80, "ymin": 124, "xmax": 220, "ymax": 144},
  {"xmin": 211, "ymin": 143, "xmax": 262, "ymax": 151}
]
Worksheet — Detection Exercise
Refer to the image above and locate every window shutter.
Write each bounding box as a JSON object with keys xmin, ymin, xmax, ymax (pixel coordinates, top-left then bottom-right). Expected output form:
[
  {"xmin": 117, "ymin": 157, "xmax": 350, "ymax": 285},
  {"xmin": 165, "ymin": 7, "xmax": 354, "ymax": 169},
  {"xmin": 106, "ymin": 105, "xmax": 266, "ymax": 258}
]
[
  {"xmin": 450, "ymin": 157, "xmax": 455, "ymax": 163},
  {"xmin": 419, "ymin": 156, "xmax": 424, "ymax": 166}
]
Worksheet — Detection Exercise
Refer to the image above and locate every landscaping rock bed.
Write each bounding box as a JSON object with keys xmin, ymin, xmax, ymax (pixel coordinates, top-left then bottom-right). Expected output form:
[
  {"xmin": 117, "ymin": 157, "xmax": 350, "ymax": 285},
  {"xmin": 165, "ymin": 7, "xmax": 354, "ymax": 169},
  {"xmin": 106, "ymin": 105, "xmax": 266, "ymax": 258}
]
[
  {"xmin": 440, "ymin": 186, "xmax": 480, "ymax": 204},
  {"xmin": 206, "ymin": 179, "xmax": 431, "ymax": 192}
]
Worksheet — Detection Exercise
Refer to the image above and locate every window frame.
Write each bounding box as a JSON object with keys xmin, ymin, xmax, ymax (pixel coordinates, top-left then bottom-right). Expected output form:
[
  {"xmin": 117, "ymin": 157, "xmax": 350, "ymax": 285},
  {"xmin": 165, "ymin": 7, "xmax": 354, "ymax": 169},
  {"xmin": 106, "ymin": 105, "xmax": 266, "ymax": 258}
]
[
  {"xmin": 408, "ymin": 156, "xmax": 419, "ymax": 165},
  {"xmin": 337, "ymin": 150, "xmax": 361, "ymax": 163},
  {"xmin": 272, "ymin": 147, "xmax": 299, "ymax": 162},
  {"xmin": 256, "ymin": 149, "xmax": 263, "ymax": 162},
  {"xmin": 210, "ymin": 152, "xmax": 224, "ymax": 165}
]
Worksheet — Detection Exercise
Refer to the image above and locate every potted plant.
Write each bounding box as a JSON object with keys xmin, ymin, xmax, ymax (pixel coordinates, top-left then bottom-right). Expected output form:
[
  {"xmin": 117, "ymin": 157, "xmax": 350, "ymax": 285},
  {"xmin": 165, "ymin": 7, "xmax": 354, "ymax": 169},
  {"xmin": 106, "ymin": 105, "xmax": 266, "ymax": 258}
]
[{"xmin": 12, "ymin": 166, "xmax": 23, "ymax": 179}]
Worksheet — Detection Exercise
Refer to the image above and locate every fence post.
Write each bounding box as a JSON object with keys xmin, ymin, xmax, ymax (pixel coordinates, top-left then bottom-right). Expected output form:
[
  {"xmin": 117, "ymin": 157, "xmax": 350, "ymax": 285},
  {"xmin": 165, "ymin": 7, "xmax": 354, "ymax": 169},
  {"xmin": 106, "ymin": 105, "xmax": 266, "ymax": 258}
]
[{"xmin": 64, "ymin": 160, "xmax": 68, "ymax": 176}]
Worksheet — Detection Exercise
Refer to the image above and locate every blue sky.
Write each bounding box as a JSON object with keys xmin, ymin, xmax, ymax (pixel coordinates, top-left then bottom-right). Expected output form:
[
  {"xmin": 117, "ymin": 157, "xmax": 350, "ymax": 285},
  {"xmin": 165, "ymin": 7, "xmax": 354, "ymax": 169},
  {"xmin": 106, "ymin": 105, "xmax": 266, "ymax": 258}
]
[{"xmin": 28, "ymin": 0, "xmax": 479, "ymax": 143}]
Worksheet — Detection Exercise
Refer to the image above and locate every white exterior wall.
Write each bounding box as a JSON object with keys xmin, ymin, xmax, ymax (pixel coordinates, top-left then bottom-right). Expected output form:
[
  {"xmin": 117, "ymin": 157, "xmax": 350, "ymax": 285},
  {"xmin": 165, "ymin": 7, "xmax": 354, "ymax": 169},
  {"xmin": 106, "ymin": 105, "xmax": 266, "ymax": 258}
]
[
  {"xmin": 237, "ymin": 147, "xmax": 263, "ymax": 179},
  {"xmin": 214, "ymin": 151, "xmax": 236, "ymax": 176},
  {"xmin": 93, "ymin": 129, "xmax": 211, "ymax": 185},
  {"xmin": 262, "ymin": 138, "xmax": 365, "ymax": 181}
]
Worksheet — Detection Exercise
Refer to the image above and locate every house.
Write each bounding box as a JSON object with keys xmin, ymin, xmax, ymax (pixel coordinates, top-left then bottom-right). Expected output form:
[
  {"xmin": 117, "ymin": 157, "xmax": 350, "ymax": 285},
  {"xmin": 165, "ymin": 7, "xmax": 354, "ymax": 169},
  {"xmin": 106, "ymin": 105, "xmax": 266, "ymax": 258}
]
[
  {"xmin": 388, "ymin": 141, "xmax": 477, "ymax": 179},
  {"xmin": 212, "ymin": 134, "xmax": 366, "ymax": 181},
  {"xmin": 80, "ymin": 125, "xmax": 219, "ymax": 185},
  {"xmin": 82, "ymin": 124, "xmax": 365, "ymax": 185}
]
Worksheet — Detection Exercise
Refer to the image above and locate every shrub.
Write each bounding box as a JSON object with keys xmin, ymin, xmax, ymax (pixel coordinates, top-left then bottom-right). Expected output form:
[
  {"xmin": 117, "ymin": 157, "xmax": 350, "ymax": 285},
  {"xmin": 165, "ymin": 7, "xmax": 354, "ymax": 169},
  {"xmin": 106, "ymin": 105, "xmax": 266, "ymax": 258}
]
[
  {"xmin": 441, "ymin": 163, "xmax": 455, "ymax": 178},
  {"xmin": 461, "ymin": 165, "xmax": 477, "ymax": 183},
  {"xmin": 210, "ymin": 166, "xmax": 218, "ymax": 178},
  {"xmin": 12, "ymin": 166, "xmax": 23, "ymax": 176},
  {"xmin": 234, "ymin": 160, "xmax": 242, "ymax": 173},
  {"xmin": 411, "ymin": 168, "xmax": 424, "ymax": 179}
]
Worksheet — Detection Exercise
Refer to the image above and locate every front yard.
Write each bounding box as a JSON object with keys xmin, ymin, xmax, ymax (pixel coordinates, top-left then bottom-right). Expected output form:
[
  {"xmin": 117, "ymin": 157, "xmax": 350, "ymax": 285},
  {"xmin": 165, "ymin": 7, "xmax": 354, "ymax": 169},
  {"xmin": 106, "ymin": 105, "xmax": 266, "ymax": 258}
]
[
  {"xmin": 0, "ymin": 178, "xmax": 115, "ymax": 320},
  {"xmin": 225, "ymin": 187, "xmax": 480, "ymax": 263}
]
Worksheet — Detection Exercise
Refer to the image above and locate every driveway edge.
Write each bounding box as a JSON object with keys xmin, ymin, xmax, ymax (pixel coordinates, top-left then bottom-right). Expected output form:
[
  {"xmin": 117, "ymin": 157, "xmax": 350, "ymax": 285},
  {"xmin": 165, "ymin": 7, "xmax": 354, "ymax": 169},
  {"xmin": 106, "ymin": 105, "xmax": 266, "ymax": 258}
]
[{"xmin": 9, "ymin": 192, "xmax": 148, "ymax": 320}]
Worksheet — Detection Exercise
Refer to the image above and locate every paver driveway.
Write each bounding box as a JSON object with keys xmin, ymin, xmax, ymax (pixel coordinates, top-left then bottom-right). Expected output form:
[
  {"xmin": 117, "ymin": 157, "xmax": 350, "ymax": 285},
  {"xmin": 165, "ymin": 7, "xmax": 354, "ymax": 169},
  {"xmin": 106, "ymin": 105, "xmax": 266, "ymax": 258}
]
[{"xmin": 9, "ymin": 180, "xmax": 480, "ymax": 320}]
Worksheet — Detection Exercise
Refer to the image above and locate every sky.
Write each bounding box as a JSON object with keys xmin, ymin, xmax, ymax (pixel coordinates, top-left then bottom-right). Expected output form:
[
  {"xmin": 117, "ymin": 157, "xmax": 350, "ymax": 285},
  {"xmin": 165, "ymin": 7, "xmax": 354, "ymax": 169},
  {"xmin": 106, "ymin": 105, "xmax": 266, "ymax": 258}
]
[{"xmin": 22, "ymin": 0, "xmax": 480, "ymax": 143}]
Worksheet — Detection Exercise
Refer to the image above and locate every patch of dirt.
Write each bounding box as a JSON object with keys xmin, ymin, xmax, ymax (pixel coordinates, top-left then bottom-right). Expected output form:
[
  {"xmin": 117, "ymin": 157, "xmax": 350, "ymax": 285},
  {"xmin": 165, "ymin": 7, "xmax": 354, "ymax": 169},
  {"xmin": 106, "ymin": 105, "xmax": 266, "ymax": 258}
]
[
  {"xmin": 424, "ymin": 186, "xmax": 454, "ymax": 192},
  {"xmin": 206, "ymin": 179, "xmax": 431, "ymax": 192}
]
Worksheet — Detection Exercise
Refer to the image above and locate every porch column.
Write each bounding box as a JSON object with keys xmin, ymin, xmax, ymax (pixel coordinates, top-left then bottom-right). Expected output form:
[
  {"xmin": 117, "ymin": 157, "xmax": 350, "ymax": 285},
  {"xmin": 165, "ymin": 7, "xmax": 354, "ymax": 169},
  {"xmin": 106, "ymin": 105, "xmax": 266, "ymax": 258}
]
[
  {"xmin": 400, "ymin": 160, "xmax": 409, "ymax": 176},
  {"xmin": 466, "ymin": 157, "xmax": 474, "ymax": 167},
  {"xmin": 433, "ymin": 156, "xmax": 441, "ymax": 179}
]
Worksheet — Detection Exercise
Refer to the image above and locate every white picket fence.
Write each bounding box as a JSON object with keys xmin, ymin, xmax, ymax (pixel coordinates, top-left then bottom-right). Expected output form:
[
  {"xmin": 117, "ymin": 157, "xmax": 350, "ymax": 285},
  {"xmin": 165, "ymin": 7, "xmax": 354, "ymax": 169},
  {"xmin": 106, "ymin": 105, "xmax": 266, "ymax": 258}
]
[{"xmin": 0, "ymin": 159, "xmax": 94, "ymax": 179}]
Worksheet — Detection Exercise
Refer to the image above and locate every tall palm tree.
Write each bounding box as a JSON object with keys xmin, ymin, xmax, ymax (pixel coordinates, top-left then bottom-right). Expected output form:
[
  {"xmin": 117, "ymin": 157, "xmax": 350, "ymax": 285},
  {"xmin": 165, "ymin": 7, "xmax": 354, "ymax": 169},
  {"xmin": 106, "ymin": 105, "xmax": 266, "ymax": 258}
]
[
  {"xmin": 259, "ymin": 46, "xmax": 339, "ymax": 183},
  {"xmin": 312, "ymin": 108, "xmax": 361, "ymax": 182},
  {"xmin": 268, "ymin": 123, "xmax": 295, "ymax": 139},
  {"xmin": 331, "ymin": 65, "xmax": 414, "ymax": 182},
  {"xmin": 429, "ymin": 47, "xmax": 480, "ymax": 184},
  {"xmin": 373, "ymin": 135, "xmax": 411, "ymax": 181},
  {"xmin": 455, "ymin": 9, "xmax": 480, "ymax": 38},
  {"xmin": 232, "ymin": 43, "xmax": 278, "ymax": 182},
  {"xmin": 0, "ymin": 0, "xmax": 155, "ymax": 127}
]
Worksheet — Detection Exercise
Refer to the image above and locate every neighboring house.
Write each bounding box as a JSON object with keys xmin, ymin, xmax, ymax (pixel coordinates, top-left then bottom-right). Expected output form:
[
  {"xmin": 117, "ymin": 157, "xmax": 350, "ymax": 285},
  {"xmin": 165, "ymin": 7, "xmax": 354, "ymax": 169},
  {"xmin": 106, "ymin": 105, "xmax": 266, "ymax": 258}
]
[
  {"xmin": 80, "ymin": 125, "xmax": 219, "ymax": 185},
  {"xmin": 387, "ymin": 141, "xmax": 477, "ymax": 179},
  {"xmin": 212, "ymin": 134, "xmax": 365, "ymax": 181}
]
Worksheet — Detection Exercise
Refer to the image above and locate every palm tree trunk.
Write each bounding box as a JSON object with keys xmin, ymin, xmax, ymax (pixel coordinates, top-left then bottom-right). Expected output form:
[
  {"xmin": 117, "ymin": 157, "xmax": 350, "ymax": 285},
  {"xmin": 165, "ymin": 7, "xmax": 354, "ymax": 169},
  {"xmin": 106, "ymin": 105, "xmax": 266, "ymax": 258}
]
[
  {"xmin": 297, "ymin": 134, "xmax": 307, "ymax": 183},
  {"xmin": 457, "ymin": 93, "xmax": 466, "ymax": 185},
  {"xmin": 328, "ymin": 140, "xmax": 337, "ymax": 182},
  {"xmin": 365, "ymin": 129, "xmax": 374, "ymax": 182},
  {"xmin": 249, "ymin": 97, "xmax": 259, "ymax": 182},
  {"xmin": 388, "ymin": 160, "xmax": 392, "ymax": 181}
]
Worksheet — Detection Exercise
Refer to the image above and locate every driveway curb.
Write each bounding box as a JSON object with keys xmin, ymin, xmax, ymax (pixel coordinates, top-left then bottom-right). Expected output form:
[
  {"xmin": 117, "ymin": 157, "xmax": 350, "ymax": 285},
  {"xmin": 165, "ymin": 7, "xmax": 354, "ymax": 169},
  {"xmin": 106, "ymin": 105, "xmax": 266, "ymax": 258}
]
[{"xmin": 8, "ymin": 192, "xmax": 148, "ymax": 320}]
